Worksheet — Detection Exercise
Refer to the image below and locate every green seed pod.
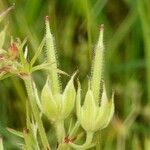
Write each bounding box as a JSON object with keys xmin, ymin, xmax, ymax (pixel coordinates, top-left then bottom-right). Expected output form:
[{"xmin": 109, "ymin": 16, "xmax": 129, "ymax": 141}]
[
  {"xmin": 91, "ymin": 25, "xmax": 104, "ymax": 104},
  {"xmin": 45, "ymin": 16, "xmax": 60, "ymax": 95}
]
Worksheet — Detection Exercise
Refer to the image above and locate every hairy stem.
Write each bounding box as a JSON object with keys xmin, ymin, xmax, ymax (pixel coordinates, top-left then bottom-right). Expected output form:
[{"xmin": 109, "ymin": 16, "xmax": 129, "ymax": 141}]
[
  {"xmin": 55, "ymin": 120, "xmax": 65, "ymax": 143},
  {"xmin": 24, "ymin": 76, "xmax": 51, "ymax": 150},
  {"xmin": 69, "ymin": 131, "xmax": 94, "ymax": 150}
]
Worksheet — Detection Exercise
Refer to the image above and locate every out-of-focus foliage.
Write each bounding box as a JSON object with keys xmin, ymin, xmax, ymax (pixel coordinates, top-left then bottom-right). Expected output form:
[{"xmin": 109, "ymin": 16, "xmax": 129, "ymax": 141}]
[{"xmin": 0, "ymin": 0, "xmax": 150, "ymax": 149}]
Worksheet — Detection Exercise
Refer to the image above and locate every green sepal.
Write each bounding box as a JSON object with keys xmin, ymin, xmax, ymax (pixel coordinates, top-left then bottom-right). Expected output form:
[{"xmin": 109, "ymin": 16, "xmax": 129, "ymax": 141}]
[
  {"xmin": 0, "ymin": 25, "xmax": 7, "ymax": 49},
  {"xmin": 81, "ymin": 88, "xmax": 97, "ymax": 131},
  {"xmin": 95, "ymin": 91, "xmax": 114, "ymax": 131},
  {"xmin": 41, "ymin": 77, "xmax": 58, "ymax": 121},
  {"xmin": 62, "ymin": 73, "xmax": 76, "ymax": 118}
]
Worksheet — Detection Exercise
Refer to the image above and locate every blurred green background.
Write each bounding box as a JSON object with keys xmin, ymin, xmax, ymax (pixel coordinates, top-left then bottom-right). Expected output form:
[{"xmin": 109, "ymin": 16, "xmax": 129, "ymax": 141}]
[{"xmin": 0, "ymin": 0, "xmax": 150, "ymax": 149}]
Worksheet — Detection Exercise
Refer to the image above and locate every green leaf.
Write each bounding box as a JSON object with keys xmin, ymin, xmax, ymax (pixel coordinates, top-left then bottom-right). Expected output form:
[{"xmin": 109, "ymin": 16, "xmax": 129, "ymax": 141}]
[
  {"xmin": 0, "ymin": 73, "xmax": 13, "ymax": 80},
  {"xmin": 32, "ymin": 81, "xmax": 42, "ymax": 110},
  {"xmin": 0, "ymin": 4, "xmax": 15, "ymax": 22},
  {"xmin": 30, "ymin": 37, "xmax": 45, "ymax": 66},
  {"xmin": 0, "ymin": 25, "xmax": 7, "ymax": 49},
  {"xmin": 17, "ymin": 38, "xmax": 27, "ymax": 66},
  {"xmin": 32, "ymin": 62, "xmax": 52, "ymax": 72}
]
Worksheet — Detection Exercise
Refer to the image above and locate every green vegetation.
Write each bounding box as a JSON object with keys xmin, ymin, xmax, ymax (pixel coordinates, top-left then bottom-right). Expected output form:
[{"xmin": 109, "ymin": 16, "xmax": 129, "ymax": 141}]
[{"xmin": 0, "ymin": 0, "xmax": 150, "ymax": 149}]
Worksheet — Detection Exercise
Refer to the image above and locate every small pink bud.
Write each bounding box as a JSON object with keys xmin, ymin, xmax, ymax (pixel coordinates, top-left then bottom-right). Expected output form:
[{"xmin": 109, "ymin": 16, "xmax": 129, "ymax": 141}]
[
  {"xmin": 10, "ymin": 43, "xmax": 17, "ymax": 52},
  {"xmin": 8, "ymin": 42, "xmax": 18, "ymax": 59}
]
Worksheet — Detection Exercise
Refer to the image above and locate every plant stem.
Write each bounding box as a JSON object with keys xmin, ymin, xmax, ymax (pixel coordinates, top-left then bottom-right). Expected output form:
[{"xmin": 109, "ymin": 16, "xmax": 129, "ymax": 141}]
[
  {"xmin": 69, "ymin": 121, "xmax": 80, "ymax": 137},
  {"xmin": 69, "ymin": 131, "xmax": 94, "ymax": 150},
  {"xmin": 23, "ymin": 128, "xmax": 32, "ymax": 150},
  {"xmin": 24, "ymin": 76, "xmax": 51, "ymax": 150},
  {"xmin": 55, "ymin": 120, "xmax": 65, "ymax": 143},
  {"xmin": 96, "ymin": 133, "xmax": 101, "ymax": 150},
  {"xmin": 0, "ymin": 137, "xmax": 4, "ymax": 150},
  {"xmin": 117, "ymin": 134, "xmax": 126, "ymax": 150}
]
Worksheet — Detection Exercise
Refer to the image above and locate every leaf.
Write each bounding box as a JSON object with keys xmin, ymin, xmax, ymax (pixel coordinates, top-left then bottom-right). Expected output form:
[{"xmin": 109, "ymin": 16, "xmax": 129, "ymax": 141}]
[
  {"xmin": 7, "ymin": 128, "xmax": 23, "ymax": 138},
  {"xmin": 32, "ymin": 62, "xmax": 52, "ymax": 72},
  {"xmin": 0, "ymin": 25, "xmax": 7, "ymax": 49},
  {"xmin": 24, "ymin": 46, "xmax": 28, "ymax": 59},
  {"xmin": 32, "ymin": 81, "xmax": 42, "ymax": 111},
  {"xmin": 0, "ymin": 4, "xmax": 15, "ymax": 22},
  {"xmin": 17, "ymin": 38, "xmax": 27, "ymax": 65},
  {"xmin": 30, "ymin": 37, "xmax": 45, "ymax": 66}
]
